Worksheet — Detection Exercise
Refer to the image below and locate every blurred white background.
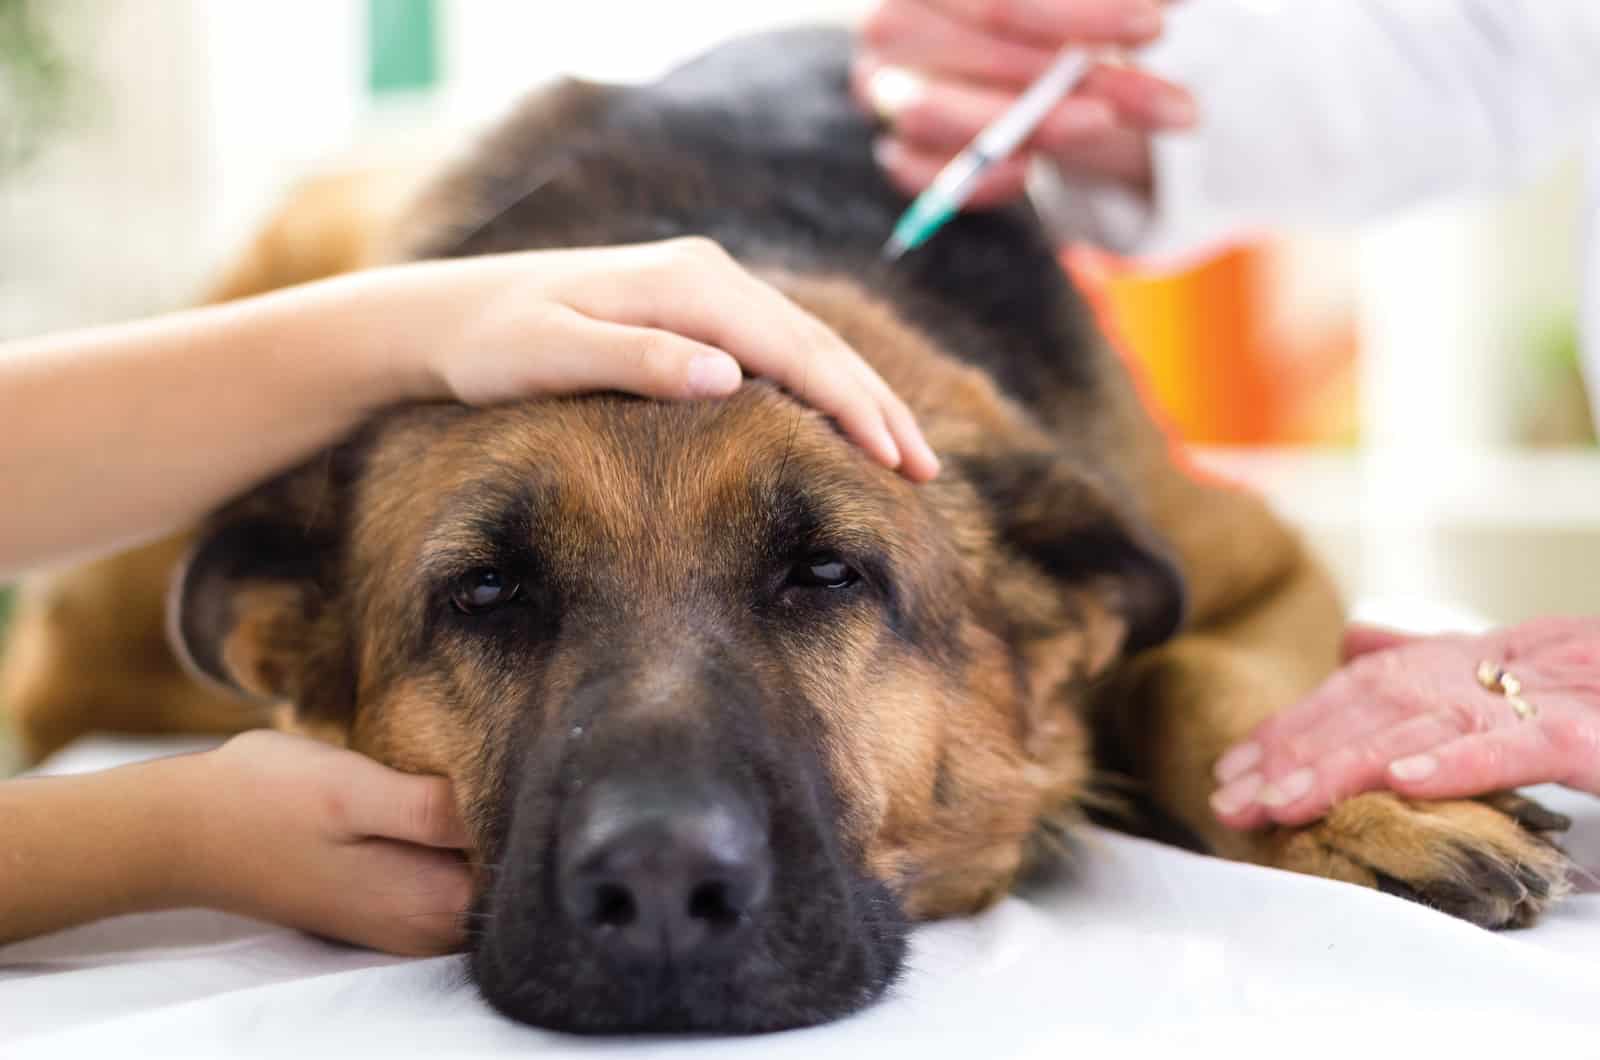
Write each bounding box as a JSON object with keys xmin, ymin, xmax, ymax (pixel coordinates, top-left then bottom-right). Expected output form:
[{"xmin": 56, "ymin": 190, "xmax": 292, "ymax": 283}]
[
  {"xmin": 2, "ymin": 0, "xmax": 1597, "ymax": 626},
  {"xmin": 0, "ymin": 1, "xmax": 868, "ymax": 340}
]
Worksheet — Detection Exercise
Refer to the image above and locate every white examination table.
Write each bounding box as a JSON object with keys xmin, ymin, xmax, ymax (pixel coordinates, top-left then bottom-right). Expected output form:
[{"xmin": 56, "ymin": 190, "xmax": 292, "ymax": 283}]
[{"xmin": 3, "ymin": 733, "xmax": 1598, "ymax": 1058}]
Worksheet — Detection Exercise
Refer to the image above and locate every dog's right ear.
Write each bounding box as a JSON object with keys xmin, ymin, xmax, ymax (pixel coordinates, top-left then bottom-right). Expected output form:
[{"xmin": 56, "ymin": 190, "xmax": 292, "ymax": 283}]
[
  {"xmin": 168, "ymin": 458, "xmax": 358, "ymax": 724},
  {"xmin": 394, "ymin": 76, "xmax": 625, "ymax": 261},
  {"xmin": 956, "ymin": 446, "xmax": 1186, "ymax": 658}
]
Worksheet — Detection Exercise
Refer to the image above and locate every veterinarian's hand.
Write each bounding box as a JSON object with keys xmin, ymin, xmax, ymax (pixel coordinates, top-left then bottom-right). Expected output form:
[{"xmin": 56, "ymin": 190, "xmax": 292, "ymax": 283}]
[
  {"xmin": 855, "ymin": 0, "xmax": 1195, "ymax": 206},
  {"xmin": 184, "ymin": 731, "xmax": 474, "ymax": 956},
  {"xmin": 1210, "ymin": 617, "xmax": 1600, "ymax": 830},
  {"xmin": 369, "ymin": 239, "xmax": 939, "ymax": 481}
]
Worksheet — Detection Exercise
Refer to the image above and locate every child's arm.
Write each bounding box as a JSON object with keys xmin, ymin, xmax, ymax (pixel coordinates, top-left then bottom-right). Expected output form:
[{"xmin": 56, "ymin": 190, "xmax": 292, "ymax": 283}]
[
  {"xmin": 0, "ymin": 239, "xmax": 937, "ymax": 578},
  {"xmin": 0, "ymin": 731, "xmax": 471, "ymax": 955}
]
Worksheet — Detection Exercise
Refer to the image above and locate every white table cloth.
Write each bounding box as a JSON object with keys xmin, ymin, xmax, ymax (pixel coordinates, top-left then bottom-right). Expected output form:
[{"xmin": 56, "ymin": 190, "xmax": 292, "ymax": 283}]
[{"xmin": 4, "ymin": 734, "xmax": 1598, "ymax": 1057}]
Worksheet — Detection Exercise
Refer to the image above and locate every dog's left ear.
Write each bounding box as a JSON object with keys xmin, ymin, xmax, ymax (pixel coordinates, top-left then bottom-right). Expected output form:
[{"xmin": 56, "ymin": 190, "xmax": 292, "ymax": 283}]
[
  {"xmin": 167, "ymin": 453, "xmax": 360, "ymax": 727},
  {"xmin": 959, "ymin": 447, "xmax": 1186, "ymax": 657}
]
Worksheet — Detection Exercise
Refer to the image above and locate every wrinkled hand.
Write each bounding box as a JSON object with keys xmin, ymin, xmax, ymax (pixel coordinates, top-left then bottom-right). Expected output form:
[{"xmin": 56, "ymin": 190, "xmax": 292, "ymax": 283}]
[
  {"xmin": 1210, "ymin": 617, "xmax": 1600, "ymax": 830},
  {"xmin": 854, "ymin": 0, "xmax": 1195, "ymax": 205},
  {"xmin": 184, "ymin": 731, "xmax": 474, "ymax": 956}
]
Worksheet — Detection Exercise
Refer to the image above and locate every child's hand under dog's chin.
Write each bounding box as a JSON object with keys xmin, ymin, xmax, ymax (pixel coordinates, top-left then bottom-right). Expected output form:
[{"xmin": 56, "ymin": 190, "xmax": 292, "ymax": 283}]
[
  {"xmin": 0, "ymin": 731, "xmax": 472, "ymax": 953},
  {"xmin": 174, "ymin": 730, "xmax": 474, "ymax": 956}
]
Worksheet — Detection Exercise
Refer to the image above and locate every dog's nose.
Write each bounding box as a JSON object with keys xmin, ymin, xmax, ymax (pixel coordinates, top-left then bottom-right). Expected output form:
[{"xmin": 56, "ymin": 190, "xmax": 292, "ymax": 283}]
[{"xmin": 559, "ymin": 782, "xmax": 771, "ymax": 963}]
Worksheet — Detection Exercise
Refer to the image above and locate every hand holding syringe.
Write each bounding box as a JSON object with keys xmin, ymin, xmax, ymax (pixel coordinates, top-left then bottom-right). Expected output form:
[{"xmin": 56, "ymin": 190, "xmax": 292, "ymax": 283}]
[{"xmin": 855, "ymin": 0, "xmax": 1195, "ymax": 252}]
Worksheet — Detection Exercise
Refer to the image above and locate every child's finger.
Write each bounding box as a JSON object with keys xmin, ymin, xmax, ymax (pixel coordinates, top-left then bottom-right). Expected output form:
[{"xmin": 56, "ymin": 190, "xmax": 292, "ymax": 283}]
[
  {"xmin": 771, "ymin": 297, "xmax": 938, "ymax": 481},
  {"xmin": 346, "ymin": 768, "xmax": 472, "ymax": 850},
  {"xmin": 701, "ymin": 304, "xmax": 904, "ymax": 473},
  {"xmin": 567, "ymin": 318, "xmax": 746, "ymax": 400},
  {"xmin": 764, "ymin": 344, "xmax": 905, "ymax": 474},
  {"xmin": 565, "ymin": 241, "xmax": 934, "ymax": 477},
  {"xmin": 681, "ymin": 259, "xmax": 930, "ymax": 478},
  {"xmin": 876, "ymin": 383, "xmax": 941, "ymax": 482},
  {"xmin": 342, "ymin": 842, "xmax": 474, "ymax": 955}
]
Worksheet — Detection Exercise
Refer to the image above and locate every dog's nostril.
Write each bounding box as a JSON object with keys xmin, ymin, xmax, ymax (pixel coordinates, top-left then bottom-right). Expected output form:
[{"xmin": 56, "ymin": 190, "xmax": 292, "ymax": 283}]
[
  {"xmin": 592, "ymin": 883, "xmax": 637, "ymax": 928},
  {"xmin": 559, "ymin": 780, "xmax": 771, "ymax": 963},
  {"xmin": 687, "ymin": 880, "xmax": 740, "ymax": 928}
]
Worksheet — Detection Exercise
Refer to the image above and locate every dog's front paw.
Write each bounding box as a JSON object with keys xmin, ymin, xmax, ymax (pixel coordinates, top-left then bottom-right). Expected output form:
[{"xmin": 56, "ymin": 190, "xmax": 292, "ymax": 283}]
[{"xmin": 1264, "ymin": 790, "xmax": 1572, "ymax": 929}]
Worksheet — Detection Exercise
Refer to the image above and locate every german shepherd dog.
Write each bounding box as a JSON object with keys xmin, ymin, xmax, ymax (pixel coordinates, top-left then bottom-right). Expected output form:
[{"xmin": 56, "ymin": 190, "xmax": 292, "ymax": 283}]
[{"xmin": 1, "ymin": 29, "xmax": 1572, "ymax": 1034}]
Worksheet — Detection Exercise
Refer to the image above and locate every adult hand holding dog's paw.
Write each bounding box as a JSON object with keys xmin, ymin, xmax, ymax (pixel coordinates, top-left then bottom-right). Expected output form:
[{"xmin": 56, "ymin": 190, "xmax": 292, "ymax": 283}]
[
  {"xmin": 855, "ymin": 0, "xmax": 1195, "ymax": 205},
  {"xmin": 369, "ymin": 238, "xmax": 939, "ymax": 482},
  {"xmin": 183, "ymin": 731, "xmax": 474, "ymax": 956},
  {"xmin": 1210, "ymin": 617, "xmax": 1600, "ymax": 830}
]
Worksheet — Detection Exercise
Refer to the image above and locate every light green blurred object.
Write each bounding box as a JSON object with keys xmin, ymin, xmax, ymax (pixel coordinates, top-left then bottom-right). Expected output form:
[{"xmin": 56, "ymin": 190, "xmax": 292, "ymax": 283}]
[
  {"xmin": 367, "ymin": 0, "xmax": 439, "ymax": 96},
  {"xmin": 1520, "ymin": 313, "xmax": 1595, "ymax": 446},
  {"xmin": 0, "ymin": 0, "xmax": 71, "ymax": 172}
]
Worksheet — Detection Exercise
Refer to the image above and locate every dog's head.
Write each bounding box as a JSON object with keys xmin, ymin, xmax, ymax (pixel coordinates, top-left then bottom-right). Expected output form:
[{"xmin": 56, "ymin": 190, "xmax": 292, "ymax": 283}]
[{"xmin": 170, "ymin": 277, "xmax": 1181, "ymax": 1033}]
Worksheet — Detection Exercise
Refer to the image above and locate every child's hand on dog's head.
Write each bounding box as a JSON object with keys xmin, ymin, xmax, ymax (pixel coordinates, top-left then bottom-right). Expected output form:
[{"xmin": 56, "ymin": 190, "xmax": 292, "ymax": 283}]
[
  {"xmin": 181, "ymin": 731, "xmax": 474, "ymax": 956},
  {"xmin": 352, "ymin": 238, "xmax": 940, "ymax": 483},
  {"xmin": 1, "ymin": 238, "xmax": 933, "ymax": 579}
]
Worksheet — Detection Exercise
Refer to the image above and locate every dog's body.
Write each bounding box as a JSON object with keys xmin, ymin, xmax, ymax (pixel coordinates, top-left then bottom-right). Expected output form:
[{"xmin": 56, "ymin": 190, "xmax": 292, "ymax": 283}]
[{"xmin": 1, "ymin": 29, "xmax": 1572, "ymax": 1033}]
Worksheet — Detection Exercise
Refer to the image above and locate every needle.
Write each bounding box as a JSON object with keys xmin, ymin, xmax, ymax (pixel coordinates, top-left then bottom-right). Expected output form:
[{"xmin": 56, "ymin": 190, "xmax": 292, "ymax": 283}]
[{"xmin": 883, "ymin": 50, "xmax": 1095, "ymax": 261}]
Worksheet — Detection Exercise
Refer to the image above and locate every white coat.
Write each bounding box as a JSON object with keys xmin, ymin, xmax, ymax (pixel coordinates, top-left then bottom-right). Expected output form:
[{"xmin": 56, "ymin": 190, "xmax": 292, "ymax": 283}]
[{"xmin": 1031, "ymin": 0, "xmax": 1600, "ymax": 415}]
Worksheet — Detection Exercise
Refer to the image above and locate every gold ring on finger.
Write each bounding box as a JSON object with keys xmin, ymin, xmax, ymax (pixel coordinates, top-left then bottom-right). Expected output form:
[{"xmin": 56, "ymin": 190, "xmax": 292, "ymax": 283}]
[{"xmin": 1476, "ymin": 660, "xmax": 1537, "ymax": 721}]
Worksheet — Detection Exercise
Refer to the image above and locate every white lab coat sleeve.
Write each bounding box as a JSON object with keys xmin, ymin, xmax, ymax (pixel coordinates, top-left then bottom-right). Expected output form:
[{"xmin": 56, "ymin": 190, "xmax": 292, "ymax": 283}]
[{"xmin": 1030, "ymin": 0, "xmax": 1600, "ymax": 261}]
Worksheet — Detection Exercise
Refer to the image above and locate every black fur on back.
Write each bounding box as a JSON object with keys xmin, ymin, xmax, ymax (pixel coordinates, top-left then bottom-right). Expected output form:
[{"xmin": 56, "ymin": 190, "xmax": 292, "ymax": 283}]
[{"xmin": 410, "ymin": 26, "xmax": 1107, "ymax": 406}]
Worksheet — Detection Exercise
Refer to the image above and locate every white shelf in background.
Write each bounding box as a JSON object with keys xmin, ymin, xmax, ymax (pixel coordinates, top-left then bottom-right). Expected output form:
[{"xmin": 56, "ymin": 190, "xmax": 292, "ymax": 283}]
[{"xmin": 1190, "ymin": 447, "xmax": 1600, "ymax": 627}]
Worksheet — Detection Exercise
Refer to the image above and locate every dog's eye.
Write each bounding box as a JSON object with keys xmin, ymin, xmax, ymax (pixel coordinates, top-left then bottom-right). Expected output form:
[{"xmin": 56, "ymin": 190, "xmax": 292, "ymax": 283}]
[
  {"xmin": 787, "ymin": 552, "xmax": 860, "ymax": 590},
  {"xmin": 451, "ymin": 568, "xmax": 521, "ymax": 614}
]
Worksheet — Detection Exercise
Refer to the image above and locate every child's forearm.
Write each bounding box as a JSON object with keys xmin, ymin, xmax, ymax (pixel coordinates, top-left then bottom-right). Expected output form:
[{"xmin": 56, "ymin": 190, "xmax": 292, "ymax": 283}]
[
  {"xmin": 0, "ymin": 756, "xmax": 199, "ymax": 945},
  {"xmin": 0, "ymin": 242, "xmax": 937, "ymax": 579},
  {"xmin": 0, "ymin": 276, "xmax": 411, "ymax": 579}
]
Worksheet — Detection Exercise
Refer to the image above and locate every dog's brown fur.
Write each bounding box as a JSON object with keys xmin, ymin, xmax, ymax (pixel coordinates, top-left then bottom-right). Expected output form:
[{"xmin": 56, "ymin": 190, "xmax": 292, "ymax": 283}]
[{"xmin": 1, "ymin": 42, "xmax": 1571, "ymax": 982}]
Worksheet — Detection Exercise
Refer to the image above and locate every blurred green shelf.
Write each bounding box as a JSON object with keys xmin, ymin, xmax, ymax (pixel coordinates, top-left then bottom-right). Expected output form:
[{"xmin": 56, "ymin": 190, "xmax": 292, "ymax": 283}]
[{"xmin": 367, "ymin": 0, "xmax": 439, "ymax": 96}]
